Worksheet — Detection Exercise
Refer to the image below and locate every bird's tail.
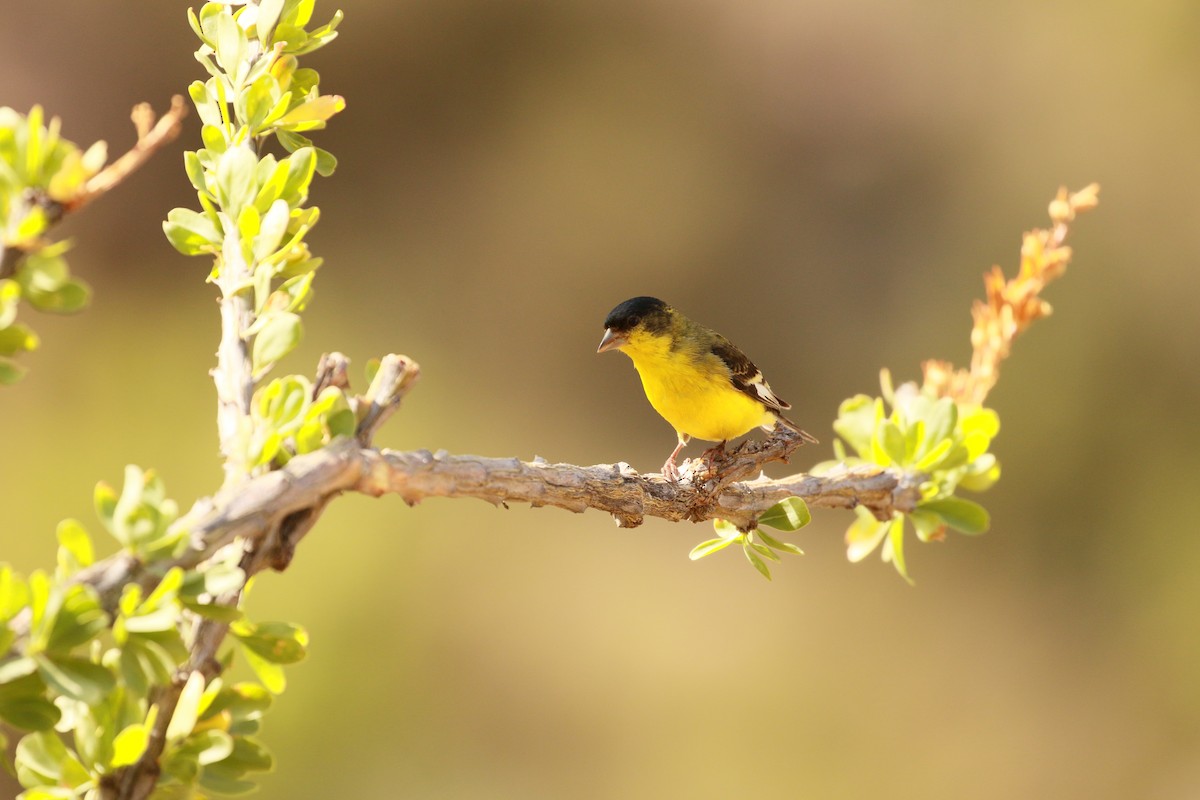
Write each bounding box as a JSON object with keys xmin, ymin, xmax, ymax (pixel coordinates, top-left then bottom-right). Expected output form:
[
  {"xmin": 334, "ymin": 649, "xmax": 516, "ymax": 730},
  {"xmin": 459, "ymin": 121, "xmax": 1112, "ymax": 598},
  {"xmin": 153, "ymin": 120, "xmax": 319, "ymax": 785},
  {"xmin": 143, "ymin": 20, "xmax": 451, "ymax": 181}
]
[{"xmin": 774, "ymin": 413, "xmax": 820, "ymax": 445}]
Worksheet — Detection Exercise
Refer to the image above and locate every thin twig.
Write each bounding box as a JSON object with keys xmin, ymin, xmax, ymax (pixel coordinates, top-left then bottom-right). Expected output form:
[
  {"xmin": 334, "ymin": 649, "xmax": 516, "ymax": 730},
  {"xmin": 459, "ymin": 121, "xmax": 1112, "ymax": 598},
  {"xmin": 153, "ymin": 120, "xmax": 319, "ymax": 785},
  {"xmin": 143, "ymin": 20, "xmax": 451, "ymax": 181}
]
[
  {"xmin": 67, "ymin": 96, "xmax": 188, "ymax": 213},
  {"xmin": 923, "ymin": 183, "xmax": 1100, "ymax": 404}
]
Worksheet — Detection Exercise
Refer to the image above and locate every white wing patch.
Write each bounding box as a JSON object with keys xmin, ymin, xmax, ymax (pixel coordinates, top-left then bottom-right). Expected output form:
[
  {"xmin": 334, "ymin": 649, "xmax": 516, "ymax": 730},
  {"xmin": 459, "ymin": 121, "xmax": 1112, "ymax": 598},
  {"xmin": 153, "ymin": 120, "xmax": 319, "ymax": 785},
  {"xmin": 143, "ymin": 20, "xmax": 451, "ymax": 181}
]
[{"xmin": 748, "ymin": 373, "xmax": 791, "ymax": 412}]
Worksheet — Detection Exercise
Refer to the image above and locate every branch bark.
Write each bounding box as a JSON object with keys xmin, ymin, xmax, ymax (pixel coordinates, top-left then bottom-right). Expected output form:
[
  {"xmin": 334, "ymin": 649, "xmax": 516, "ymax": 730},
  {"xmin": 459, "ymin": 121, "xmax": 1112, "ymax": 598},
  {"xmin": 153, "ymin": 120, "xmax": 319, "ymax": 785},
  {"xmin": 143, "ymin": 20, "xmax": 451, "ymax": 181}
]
[{"xmin": 69, "ymin": 435, "xmax": 921, "ymax": 624}]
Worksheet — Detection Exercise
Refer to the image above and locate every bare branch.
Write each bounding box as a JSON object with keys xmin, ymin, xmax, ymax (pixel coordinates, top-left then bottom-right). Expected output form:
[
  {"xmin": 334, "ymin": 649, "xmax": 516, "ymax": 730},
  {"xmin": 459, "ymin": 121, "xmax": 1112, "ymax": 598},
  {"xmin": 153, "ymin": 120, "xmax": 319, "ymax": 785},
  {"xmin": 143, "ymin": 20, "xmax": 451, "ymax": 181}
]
[
  {"xmin": 59, "ymin": 435, "xmax": 920, "ymax": 634},
  {"xmin": 67, "ymin": 96, "xmax": 188, "ymax": 213},
  {"xmin": 923, "ymin": 183, "xmax": 1100, "ymax": 404}
]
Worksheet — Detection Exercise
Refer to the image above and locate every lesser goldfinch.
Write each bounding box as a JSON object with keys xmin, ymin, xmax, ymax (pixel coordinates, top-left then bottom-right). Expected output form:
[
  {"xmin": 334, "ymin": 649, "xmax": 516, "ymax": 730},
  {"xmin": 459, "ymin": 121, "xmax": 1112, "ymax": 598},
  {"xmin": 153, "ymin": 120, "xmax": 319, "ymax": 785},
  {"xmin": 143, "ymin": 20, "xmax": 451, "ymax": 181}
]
[{"xmin": 598, "ymin": 296, "xmax": 817, "ymax": 480}]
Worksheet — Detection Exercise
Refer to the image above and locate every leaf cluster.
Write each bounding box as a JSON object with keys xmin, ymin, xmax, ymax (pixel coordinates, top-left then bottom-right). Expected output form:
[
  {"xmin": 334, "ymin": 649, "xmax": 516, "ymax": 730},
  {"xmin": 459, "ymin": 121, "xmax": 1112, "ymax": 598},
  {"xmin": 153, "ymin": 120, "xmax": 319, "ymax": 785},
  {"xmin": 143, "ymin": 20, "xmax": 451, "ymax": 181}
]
[
  {"xmin": 815, "ymin": 369, "xmax": 1000, "ymax": 581},
  {"xmin": 164, "ymin": 1, "xmax": 343, "ymax": 403},
  {"xmin": 690, "ymin": 497, "xmax": 812, "ymax": 581},
  {"xmin": 1, "ymin": 469, "xmax": 309, "ymax": 798},
  {"xmin": 0, "ymin": 107, "xmax": 103, "ymax": 383}
]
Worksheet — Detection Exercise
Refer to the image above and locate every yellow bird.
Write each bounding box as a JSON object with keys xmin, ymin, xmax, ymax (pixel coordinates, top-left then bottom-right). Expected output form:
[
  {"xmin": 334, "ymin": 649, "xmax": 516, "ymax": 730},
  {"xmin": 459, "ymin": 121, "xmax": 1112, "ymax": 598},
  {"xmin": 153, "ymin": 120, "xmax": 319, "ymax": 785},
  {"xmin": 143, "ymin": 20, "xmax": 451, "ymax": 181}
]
[{"xmin": 598, "ymin": 296, "xmax": 817, "ymax": 480}]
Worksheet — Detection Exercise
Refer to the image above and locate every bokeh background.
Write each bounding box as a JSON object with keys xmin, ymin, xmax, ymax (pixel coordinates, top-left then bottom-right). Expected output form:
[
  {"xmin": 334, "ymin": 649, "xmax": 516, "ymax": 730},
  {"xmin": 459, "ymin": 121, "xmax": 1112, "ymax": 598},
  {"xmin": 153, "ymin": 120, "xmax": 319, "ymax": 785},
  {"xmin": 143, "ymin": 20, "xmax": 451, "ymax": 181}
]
[{"xmin": 3, "ymin": 1, "xmax": 1199, "ymax": 797}]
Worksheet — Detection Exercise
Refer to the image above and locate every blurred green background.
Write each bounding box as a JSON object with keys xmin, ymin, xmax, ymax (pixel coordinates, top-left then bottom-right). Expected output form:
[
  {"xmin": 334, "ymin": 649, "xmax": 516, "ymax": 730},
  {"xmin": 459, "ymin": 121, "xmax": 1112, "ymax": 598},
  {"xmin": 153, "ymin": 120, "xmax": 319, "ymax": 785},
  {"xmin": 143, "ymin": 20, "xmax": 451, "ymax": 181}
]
[{"xmin": 3, "ymin": 1, "xmax": 1199, "ymax": 797}]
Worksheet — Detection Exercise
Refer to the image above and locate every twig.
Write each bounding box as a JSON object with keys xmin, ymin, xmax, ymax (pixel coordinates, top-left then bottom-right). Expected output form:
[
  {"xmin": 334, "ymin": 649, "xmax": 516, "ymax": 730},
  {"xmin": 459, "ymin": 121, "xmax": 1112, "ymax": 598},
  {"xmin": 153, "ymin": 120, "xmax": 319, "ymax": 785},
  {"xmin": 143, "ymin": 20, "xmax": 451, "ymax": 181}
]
[
  {"xmin": 923, "ymin": 183, "xmax": 1100, "ymax": 404},
  {"xmin": 67, "ymin": 96, "xmax": 188, "ymax": 213},
  {"xmin": 0, "ymin": 98, "xmax": 187, "ymax": 281}
]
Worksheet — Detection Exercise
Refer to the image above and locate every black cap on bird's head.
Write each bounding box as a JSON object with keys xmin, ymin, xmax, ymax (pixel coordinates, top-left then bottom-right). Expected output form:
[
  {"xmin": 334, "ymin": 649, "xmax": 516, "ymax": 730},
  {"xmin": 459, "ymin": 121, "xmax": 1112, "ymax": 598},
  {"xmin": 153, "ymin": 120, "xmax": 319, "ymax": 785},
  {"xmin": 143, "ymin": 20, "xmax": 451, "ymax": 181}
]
[{"xmin": 597, "ymin": 296, "xmax": 671, "ymax": 353}]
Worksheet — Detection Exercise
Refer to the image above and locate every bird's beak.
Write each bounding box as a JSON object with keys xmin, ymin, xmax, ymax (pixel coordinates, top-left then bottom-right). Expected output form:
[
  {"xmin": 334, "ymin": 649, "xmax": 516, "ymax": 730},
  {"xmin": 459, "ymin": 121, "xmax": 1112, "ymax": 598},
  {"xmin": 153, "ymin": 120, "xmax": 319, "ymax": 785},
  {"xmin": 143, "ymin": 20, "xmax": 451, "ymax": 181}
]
[{"xmin": 597, "ymin": 328, "xmax": 626, "ymax": 353}]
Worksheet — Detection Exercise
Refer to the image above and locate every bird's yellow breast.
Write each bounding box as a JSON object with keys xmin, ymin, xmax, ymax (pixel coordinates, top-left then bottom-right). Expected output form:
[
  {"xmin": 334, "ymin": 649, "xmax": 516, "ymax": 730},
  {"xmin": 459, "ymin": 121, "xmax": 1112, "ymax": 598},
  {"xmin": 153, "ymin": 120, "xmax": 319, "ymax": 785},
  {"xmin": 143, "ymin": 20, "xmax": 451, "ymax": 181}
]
[{"xmin": 620, "ymin": 330, "xmax": 775, "ymax": 442}]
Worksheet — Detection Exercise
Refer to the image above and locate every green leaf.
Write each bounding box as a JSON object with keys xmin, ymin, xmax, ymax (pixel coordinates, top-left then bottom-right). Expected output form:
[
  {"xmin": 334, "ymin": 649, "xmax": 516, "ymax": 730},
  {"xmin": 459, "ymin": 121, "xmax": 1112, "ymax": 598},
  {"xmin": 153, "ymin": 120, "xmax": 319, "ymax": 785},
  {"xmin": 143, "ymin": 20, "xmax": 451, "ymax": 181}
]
[
  {"xmin": 845, "ymin": 507, "xmax": 889, "ymax": 563},
  {"xmin": 46, "ymin": 585, "xmax": 107, "ymax": 652},
  {"xmin": 0, "ymin": 322, "xmax": 39, "ymax": 357},
  {"xmin": 908, "ymin": 509, "xmax": 946, "ymax": 543},
  {"xmin": 230, "ymin": 620, "xmax": 308, "ymax": 665},
  {"xmin": 282, "ymin": 0, "xmax": 316, "ymax": 28},
  {"xmin": 883, "ymin": 515, "xmax": 913, "ymax": 584},
  {"xmin": 167, "ymin": 671, "xmax": 207, "ymax": 743},
  {"xmin": 164, "ymin": 207, "xmax": 222, "ymax": 256},
  {"xmin": 875, "ymin": 419, "xmax": 907, "ymax": 466},
  {"xmin": 251, "ymin": 311, "xmax": 302, "ymax": 375},
  {"xmin": 919, "ymin": 497, "xmax": 990, "ymax": 535},
  {"xmin": 0, "ymin": 566, "xmax": 31, "ymax": 621},
  {"xmin": 214, "ymin": 11, "xmax": 248, "ymax": 80},
  {"xmin": 688, "ymin": 537, "xmax": 737, "ymax": 561},
  {"xmin": 55, "ymin": 519, "xmax": 93, "ymax": 577},
  {"xmin": 34, "ymin": 654, "xmax": 114, "ymax": 705},
  {"xmin": 0, "ymin": 695, "xmax": 60, "ymax": 731},
  {"xmin": 216, "ymin": 145, "xmax": 259, "ymax": 218},
  {"xmin": 15, "ymin": 730, "xmax": 91, "ymax": 790},
  {"xmin": 748, "ymin": 540, "xmax": 781, "ymax": 562},
  {"xmin": 0, "ymin": 357, "xmax": 27, "ymax": 385},
  {"xmin": 280, "ymin": 146, "xmax": 316, "ymax": 201},
  {"xmin": 922, "ymin": 397, "xmax": 957, "ymax": 451},
  {"xmin": 742, "ymin": 542, "xmax": 772, "ymax": 581},
  {"xmin": 831, "ymin": 394, "xmax": 878, "ymax": 457},
  {"xmin": 202, "ymin": 682, "xmax": 271, "ymax": 729},
  {"xmin": 241, "ymin": 648, "xmax": 286, "ymax": 694},
  {"xmin": 915, "ymin": 437, "xmax": 954, "ymax": 471},
  {"xmin": 757, "ymin": 497, "xmax": 811, "ymax": 531},
  {"xmin": 755, "ymin": 529, "xmax": 804, "ymax": 556},
  {"xmin": 256, "ymin": 0, "xmax": 285, "ymax": 44},
  {"xmin": 254, "ymin": 198, "xmax": 291, "ymax": 261},
  {"xmin": 313, "ymin": 147, "xmax": 337, "ymax": 177},
  {"xmin": 110, "ymin": 723, "xmax": 150, "ymax": 768}
]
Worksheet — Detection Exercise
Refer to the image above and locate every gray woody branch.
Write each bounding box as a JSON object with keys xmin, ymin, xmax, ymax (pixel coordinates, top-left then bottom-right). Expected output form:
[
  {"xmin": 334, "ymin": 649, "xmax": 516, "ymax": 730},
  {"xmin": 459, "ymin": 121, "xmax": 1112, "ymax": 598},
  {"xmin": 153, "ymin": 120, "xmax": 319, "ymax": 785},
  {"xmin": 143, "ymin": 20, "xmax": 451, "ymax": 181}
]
[
  {"xmin": 93, "ymin": 351, "xmax": 918, "ymax": 799},
  {"xmin": 77, "ymin": 354, "xmax": 924, "ymax": 623}
]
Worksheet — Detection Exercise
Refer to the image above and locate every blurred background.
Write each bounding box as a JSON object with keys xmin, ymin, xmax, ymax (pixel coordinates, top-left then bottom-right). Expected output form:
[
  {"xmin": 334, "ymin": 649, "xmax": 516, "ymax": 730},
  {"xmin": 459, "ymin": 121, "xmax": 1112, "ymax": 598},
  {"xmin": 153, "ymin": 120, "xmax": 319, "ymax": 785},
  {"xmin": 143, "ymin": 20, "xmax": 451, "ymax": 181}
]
[{"xmin": 3, "ymin": 1, "xmax": 1199, "ymax": 797}]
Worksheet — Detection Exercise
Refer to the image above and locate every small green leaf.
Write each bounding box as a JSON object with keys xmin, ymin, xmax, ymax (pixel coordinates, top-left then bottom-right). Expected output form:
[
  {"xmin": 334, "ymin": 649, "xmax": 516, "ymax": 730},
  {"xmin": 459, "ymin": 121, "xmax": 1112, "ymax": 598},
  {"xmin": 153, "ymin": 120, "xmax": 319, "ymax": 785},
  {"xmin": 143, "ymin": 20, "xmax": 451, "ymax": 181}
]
[
  {"xmin": 279, "ymin": 146, "xmax": 316, "ymax": 202},
  {"xmin": 757, "ymin": 497, "xmax": 812, "ymax": 531},
  {"xmin": 55, "ymin": 519, "xmax": 94, "ymax": 576},
  {"xmin": 313, "ymin": 146, "xmax": 337, "ymax": 177},
  {"xmin": 876, "ymin": 419, "xmax": 907, "ymax": 466},
  {"xmin": 214, "ymin": 11, "xmax": 248, "ymax": 79},
  {"xmin": 164, "ymin": 208, "xmax": 222, "ymax": 256},
  {"xmin": 33, "ymin": 654, "xmax": 114, "ymax": 705},
  {"xmin": 755, "ymin": 529, "xmax": 804, "ymax": 556},
  {"xmin": 167, "ymin": 671, "xmax": 207, "ymax": 743},
  {"xmin": 251, "ymin": 312, "xmax": 302, "ymax": 375},
  {"xmin": 0, "ymin": 323, "xmax": 39, "ymax": 357},
  {"xmin": 216, "ymin": 145, "xmax": 259, "ymax": 218},
  {"xmin": 230, "ymin": 620, "xmax": 308, "ymax": 665},
  {"xmin": 253, "ymin": 198, "xmax": 291, "ymax": 261},
  {"xmin": 110, "ymin": 723, "xmax": 150, "ymax": 768},
  {"xmin": 241, "ymin": 647, "xmax": 286, "ymax": 694},
  {"xmin": 256, "ymin": 0, "xmax": 285, "ymax": 44},
  {"xmin": 845, "ymin": 507, "xmax": 889, "ymax": 563},
  {"xmin": 748, "ymin": 540, "xmax": 781, "ymax": 562},
  {"xmin": 919, "ymin": 497, "xmax": 990, "ymax": 535},
  {"xmin": 688, "ymin": 537, "xmax": 737, "ymax": 561},
  {"xmin": 884, "ymin": 515, "xmax": 913, "ymax": 584},
  {"xmin": 0, "ymin": 695, "xmax": 60, "ymax": 731},
  {"xmin": 0, "ymin": 357, "xmax": 27, "ymax": 385},
  {"xmin": 742, "ymin": 542, "xmax": 772, "ymax": 581}
]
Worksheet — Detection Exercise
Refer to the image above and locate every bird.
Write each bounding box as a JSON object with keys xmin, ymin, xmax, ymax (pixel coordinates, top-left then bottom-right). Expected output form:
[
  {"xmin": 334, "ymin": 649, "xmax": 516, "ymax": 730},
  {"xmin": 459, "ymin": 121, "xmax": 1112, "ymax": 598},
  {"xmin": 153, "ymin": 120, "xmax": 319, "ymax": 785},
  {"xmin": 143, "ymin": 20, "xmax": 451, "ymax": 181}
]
[{"xmin": 597, "ymin": 296, "xmax": 817, "ymax": 481}]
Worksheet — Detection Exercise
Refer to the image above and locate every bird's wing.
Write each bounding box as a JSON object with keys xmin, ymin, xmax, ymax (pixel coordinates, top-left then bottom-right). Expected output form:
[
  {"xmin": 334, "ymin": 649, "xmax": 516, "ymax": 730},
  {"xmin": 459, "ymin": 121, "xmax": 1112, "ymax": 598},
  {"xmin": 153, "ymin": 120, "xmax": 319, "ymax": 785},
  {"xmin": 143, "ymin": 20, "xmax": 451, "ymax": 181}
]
[{"xmin": 709, "ymin": 336, "xmax": 792, "ymax": 413}]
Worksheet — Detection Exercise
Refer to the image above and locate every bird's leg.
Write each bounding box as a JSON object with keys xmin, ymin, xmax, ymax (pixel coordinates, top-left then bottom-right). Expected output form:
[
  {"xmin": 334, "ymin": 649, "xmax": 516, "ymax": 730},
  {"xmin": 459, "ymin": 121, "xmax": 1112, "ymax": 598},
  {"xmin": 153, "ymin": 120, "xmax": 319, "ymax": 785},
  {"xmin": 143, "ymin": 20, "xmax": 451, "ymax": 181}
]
[
  {"xmin": 699, "ymin": 440, "xmax": 728, "ymax": 475},
  {"xmin": 662, "ymin": 434, "xmax": 690, "ymax": 481}
]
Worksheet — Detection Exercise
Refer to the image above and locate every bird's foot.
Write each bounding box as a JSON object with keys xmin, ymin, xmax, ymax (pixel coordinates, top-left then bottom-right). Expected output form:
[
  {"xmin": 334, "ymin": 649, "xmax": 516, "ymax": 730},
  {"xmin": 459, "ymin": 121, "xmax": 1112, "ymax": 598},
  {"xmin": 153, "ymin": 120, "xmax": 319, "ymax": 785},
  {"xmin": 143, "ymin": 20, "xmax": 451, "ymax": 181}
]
[
  {"xmin": 697, "ymin": 441, "xmax": 729, "ymax": 476},
  {"xmin": 661, "ymin": 455, "xmax": 681, "ymax": 482}
]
